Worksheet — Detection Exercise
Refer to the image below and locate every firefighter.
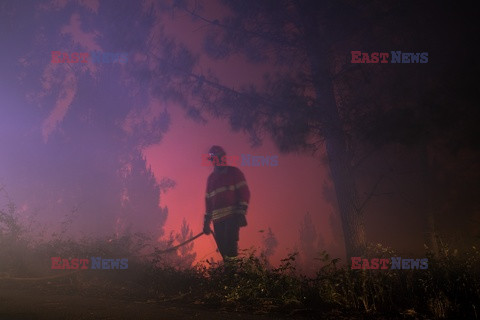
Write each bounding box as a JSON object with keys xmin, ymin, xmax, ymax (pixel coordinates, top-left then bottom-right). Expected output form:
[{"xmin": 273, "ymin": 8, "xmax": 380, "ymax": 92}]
[{"xmin": 203, "ymin": 145, "xmax": 250, "ymax": 261}]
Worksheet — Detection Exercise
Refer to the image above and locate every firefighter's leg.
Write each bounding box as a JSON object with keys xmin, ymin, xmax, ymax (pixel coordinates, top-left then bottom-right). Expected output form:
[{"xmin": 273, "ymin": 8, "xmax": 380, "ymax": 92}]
[
  {"xmin": 222, "ymin": 218, "xmax": 240, "ymax": 274},
  {"xmin": 213, "ymin": 220, "xmax": 228, "ymax": 257},
  {"xmin": 224, "ymin": 219, "xmax": 239, "ymax": 258}
]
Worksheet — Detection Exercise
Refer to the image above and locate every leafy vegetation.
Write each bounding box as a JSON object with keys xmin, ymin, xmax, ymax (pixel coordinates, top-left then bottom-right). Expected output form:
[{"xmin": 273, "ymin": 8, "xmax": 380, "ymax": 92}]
[{"xmin": 1, "ymin": 204, "xmax": 479, "ymax": 319}]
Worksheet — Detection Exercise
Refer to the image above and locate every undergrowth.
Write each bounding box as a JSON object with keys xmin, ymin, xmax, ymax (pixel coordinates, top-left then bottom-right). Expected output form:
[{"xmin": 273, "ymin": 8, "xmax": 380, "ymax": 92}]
[{"xmin": 1, "ymin": 204, "xmax": 479, "ymax": 319}]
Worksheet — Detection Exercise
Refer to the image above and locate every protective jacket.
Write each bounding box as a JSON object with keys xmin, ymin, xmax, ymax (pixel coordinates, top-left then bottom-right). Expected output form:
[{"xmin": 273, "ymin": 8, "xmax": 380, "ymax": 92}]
[{"xmin": 205, "ymin": 166, "xmax": 250, "ymax": 223}]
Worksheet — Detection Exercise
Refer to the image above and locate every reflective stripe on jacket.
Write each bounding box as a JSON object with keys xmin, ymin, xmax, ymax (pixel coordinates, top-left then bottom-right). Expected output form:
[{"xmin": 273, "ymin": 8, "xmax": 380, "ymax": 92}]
[{"xmin": 205, "ymin": 166, "xmax": 250, "ymax": 222}]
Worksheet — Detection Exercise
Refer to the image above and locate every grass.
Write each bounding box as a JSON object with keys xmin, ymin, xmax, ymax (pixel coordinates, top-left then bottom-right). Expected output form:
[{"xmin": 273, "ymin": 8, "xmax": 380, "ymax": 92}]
[{"xmin": 1, "ymin": 204, "xmax": 479, "ymax": 319}]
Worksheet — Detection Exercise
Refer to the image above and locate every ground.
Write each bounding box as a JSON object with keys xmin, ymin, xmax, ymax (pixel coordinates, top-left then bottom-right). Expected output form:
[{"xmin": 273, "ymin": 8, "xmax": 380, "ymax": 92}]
[
  {"xmin": 1, "ymin": 276, "xmax": 336, "ymax": 320},
  {"xmin": 0, "ymin": 283, "xmax": 287, "ymax": 320},
  {"xmin": 0, "ymin": 273, "xmax": 413, "ymax": 320}
]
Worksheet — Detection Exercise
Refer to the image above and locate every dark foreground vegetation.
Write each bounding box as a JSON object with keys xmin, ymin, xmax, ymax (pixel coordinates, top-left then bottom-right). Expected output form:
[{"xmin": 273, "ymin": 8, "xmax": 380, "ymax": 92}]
[{"xmin": 1, "ymin": 207, "xmax": 479, "ymax": 319}]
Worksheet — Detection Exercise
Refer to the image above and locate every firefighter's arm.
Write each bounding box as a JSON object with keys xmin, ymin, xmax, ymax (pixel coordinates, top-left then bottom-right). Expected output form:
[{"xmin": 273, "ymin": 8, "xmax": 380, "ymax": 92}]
[
  {"xmin": 204, "ymin": 180, "xmax": 213, "ymax": 235},
  {"xmin": 203, "ymin": 214, "xmax": 211, "ymax": 235},
  {"xmin": 234, "ymin": 169, "xmax": 250, "ymax": 227},
  {"xmin": 235, "ymin": 170, "xmax": 250, "ymax": 212}
]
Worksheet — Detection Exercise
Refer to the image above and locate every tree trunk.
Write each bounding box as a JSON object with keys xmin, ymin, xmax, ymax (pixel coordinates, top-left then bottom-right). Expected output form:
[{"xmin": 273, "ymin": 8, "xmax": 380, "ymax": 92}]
[
  {"xmin": 296, "ymin": 2, "xmax": 367, "ymax": 260},
  {"xmin": 421, "ymin": 143, "xmax": 439, "ymax": 256},
  {"xmin": 317, "ymin": 71, "xmax": 367, "ymax": 260}
]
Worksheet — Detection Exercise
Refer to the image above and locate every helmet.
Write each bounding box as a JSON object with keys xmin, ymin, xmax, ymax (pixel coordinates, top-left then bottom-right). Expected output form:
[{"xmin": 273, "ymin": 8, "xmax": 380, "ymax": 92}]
[{"xmin": 208, "ymin": 145, "xmax": 226, "ymax": 160}]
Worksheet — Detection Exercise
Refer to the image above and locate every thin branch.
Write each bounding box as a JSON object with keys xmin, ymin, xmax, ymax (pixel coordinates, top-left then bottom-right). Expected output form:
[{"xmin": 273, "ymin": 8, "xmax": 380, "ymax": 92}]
[
  {"xmin": 177, "ymin": 3, "xmax": 297, "ymax": 48},
  {"xmin": 355, "ymin": 174, "xmax": 384, "ymax": 214}
]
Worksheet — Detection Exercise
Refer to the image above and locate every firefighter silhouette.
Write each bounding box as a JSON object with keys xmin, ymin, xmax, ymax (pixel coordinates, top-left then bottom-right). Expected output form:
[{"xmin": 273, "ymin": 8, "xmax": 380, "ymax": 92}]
[{"xmin": 203, "ymin": 146, "xmax": 250, "ymax": 260}]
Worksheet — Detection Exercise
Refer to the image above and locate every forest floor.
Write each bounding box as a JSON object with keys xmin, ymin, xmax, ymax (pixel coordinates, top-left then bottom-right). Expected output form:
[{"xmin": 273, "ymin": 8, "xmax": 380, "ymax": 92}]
[
  {"xmin": 0, "ymin": 278, "xmax": 394, "ymax": 320},
  {"xmin": 0, "ymin": 285, "xmax": 279, "ymax": 320}
]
